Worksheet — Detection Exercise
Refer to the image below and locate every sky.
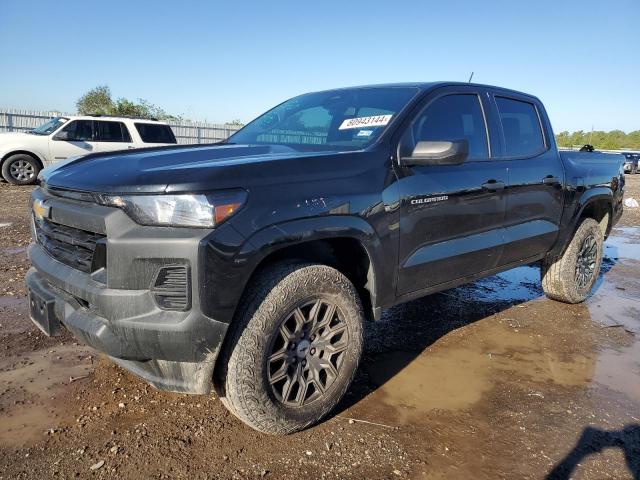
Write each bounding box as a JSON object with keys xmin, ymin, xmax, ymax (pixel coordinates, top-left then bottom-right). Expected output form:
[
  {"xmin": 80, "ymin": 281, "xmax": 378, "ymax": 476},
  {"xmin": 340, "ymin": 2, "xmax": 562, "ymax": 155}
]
[{"xmin": 0, "ymin": 0, "xmax": 638, "ymax": 132}]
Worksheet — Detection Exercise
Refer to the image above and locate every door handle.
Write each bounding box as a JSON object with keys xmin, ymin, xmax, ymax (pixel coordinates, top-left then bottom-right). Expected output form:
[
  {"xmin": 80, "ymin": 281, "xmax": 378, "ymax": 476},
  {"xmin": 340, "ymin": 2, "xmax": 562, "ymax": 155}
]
[
  {"xmin": 481, "ymin": 180, "xmax": 505, "ymax": 191},
  {"xmin": 127, "ymin": 146, "xmax": 135, "ymax": 149},
  {"xmin": 542, "ymin": 176, "xmax": 560, "ymax": 186}
]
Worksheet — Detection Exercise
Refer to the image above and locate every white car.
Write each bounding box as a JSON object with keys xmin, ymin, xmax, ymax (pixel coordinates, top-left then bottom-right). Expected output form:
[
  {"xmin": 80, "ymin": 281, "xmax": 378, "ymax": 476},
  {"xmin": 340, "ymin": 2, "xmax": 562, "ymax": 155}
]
[{"xmin": 0, "ymin": 115, "xmax": 177, "ymax": 185}]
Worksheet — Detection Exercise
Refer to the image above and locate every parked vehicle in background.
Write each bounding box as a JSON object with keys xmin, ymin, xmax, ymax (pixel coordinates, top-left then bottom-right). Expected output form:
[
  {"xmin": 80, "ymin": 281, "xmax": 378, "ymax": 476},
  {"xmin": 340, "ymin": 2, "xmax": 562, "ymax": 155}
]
[
  {"xmin": 26, "ymin": 82, "xmax": 625, "ymax": 435},
  {"xmin": 0, "ymin": 116, "xmax": 177, "ymax": 184},
  {"xmin": 623, "ymin": 152, "xmax": 640, "ymax": 174}
]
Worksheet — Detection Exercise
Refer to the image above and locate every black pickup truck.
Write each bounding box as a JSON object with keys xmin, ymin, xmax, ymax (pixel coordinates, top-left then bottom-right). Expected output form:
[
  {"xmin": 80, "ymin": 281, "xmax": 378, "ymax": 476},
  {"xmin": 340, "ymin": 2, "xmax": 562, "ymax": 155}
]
[{"xmin": 26, "ymin": 82, "xmax": 625, "ymax": 434}]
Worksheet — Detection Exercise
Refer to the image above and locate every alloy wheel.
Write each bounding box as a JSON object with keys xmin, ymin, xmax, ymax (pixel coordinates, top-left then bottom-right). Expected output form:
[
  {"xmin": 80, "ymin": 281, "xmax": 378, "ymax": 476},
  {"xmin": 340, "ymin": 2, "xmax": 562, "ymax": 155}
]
[
  {"xmin": 575, "ymin": 234, "xmax": 597, "ymax": 289},
  {"xmin": 9, "ymin": 160, "xmax": 35, "ymax": 182},
  {"xmin": 267, "ymin": 299, "xmax": 349, "ymax": 407}
]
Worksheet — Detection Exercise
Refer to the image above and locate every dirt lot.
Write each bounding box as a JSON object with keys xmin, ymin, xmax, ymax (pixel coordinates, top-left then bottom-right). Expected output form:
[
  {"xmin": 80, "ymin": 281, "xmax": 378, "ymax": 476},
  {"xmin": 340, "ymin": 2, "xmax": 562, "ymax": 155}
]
[{"xmin": 1, "ymin": 176, "xmax": 639, "ymax": 479}]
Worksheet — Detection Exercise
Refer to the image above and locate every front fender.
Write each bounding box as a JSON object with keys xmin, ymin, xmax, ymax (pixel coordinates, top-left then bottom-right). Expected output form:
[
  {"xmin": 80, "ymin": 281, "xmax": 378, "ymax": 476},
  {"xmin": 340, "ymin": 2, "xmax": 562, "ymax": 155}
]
[
  {"xmin": 0, "ymin": 144, "xmax": 47, "ymax": 167},
  {"xmin": 202, "ymin": 215, "xmax": 388, "ymax": 325},
  {"xmin": 240, "ymin": 215, "xmax": 379, "ymax": 261},
  {"xmin": 241, "ymin": 215, "xmax": 384, "ymax": 303}
]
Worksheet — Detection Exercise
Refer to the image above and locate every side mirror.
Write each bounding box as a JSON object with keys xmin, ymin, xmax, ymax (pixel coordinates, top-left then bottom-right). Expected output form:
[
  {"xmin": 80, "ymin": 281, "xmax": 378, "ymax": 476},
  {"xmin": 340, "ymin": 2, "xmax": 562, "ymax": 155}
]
[
  {"xmin": 53, "ymin": 130, "xmax": 70, "ymax": 141},
  {"xmin": 402, "ymin": 140, "xmax": 468, "ymax": 166}
]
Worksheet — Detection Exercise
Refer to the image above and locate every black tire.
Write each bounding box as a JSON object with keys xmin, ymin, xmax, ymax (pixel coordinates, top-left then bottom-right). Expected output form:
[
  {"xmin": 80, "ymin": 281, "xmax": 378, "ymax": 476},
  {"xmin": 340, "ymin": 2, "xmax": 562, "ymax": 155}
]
[
  {"xmin": 216, "ymin": 262, "xmax": 364, "ymax": 434},
  {"xmin": 541, "ymin": 218, "xmax": 603, "ymax": 304},
  {"xmin": 1, "ymin": 153, "xmax": 40, "ymax": 185}
]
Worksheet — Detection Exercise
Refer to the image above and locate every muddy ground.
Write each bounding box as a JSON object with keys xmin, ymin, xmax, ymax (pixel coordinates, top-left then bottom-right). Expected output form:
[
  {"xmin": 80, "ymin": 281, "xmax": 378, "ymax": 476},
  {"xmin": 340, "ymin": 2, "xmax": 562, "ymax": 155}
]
[{"xmin": 0, "ymin": 176, "xmax": 639, "ymax": 479}]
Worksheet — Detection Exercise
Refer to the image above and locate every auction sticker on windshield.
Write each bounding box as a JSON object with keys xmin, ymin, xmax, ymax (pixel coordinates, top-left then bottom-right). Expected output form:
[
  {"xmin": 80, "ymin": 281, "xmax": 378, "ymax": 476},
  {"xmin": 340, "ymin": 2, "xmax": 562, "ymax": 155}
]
[{"xmin": 339, "ymin": 114, "xmax": 392, "ymax": 130}]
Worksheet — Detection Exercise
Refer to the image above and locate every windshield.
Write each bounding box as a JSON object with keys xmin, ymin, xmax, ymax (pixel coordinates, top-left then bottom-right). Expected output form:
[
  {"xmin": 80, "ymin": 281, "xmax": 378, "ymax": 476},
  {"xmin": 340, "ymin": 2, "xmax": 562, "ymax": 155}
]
[
  {"xmin": 31, "ymin": 117, "xmax": 68, "ymax": 135},
  {"xmin": 229, "ymin": 87, "xmax": 419, "ymax": 151}
]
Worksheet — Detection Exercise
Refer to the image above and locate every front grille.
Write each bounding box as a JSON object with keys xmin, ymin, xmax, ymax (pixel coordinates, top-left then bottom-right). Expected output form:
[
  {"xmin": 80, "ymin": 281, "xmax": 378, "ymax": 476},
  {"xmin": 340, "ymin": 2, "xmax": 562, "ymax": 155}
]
[{"xmin": 34, "ymin": 217, "xmax": 106, "ymax": 273}]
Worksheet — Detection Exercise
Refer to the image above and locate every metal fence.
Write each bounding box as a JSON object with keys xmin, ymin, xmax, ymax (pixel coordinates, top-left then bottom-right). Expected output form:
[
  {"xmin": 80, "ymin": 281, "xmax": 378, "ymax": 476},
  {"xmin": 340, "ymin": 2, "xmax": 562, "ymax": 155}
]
[{"xmin": 0, "ymin": 108, "xmax": 241, "ymax": 144}]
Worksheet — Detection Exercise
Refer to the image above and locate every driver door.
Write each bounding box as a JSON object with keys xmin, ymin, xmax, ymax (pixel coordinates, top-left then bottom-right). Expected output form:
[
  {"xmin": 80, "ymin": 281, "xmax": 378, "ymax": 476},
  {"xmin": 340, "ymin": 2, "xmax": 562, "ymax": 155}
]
[
  {"xmin": 49, "ymin": 120, "xmax": 98, "ymax": 161},
  {"xmin": 396, "ymin": 88, "xmax": 509, "ymax": 296}
]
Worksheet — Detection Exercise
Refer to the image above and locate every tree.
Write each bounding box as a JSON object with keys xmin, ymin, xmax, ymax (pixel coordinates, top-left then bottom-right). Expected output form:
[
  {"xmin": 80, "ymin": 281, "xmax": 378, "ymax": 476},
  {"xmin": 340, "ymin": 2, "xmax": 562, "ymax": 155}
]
[
  {"xmin": 75, "ymin": 86, "xmax": 179, "ymax": 121},
  {"xmin": 556, "ymin": 130, "xmax": 640, "ymax": 150},
  {"xmin": 76, "ymin": 86, "xmax": 113, "ymax": 115}
]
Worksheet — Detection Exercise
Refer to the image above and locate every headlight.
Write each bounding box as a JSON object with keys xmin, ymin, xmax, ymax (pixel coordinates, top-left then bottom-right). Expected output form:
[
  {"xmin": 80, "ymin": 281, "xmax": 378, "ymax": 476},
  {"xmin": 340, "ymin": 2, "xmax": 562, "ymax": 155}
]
[{"xmin": 100, "ymin": 190, "xmax": 247, "ymax": 228}]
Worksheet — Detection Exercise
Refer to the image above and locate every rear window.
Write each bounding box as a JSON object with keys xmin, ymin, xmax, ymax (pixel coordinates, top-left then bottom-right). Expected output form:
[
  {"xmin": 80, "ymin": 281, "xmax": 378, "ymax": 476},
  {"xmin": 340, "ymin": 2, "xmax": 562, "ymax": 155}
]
[
  {"xmin": 134, "ymin": 123, "xmax": 177, "ymax": 144},
  {"xmin": 495, "ymin": 97, "xmax": 545, "ymax": 157},
  {"xmin": 94, "ymin": 121, "xmax": 132, "ymax": 142}
]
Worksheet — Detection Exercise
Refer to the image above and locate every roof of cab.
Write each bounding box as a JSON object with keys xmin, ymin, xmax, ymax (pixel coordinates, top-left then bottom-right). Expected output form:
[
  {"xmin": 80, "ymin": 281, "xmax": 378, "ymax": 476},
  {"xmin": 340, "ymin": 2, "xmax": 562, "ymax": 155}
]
[{"xmin": 312, "ymin": 81, "xmax": 541, "ymax": 101}]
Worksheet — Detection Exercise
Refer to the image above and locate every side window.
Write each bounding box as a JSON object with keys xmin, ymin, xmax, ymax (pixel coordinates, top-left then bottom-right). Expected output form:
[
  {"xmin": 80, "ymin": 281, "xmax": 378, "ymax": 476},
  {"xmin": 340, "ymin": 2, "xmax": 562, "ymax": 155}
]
[
  {"xmin": 495, "ymin": 97, "xmax": 545, "ymax": 157},
  {"xmin": 404, "ymin": 94, "xmax": 489, "ymax": 160},
  {"xmin": 134, "ymin": 123, "xmax": 177, "ymax": 144},
  {"xmin": 60, "ymin": 120, "xmax": 94, "ymax": 141},
  {"xmin": 94, "ymin": 121, "xmax": 132, "ymax": 142}
]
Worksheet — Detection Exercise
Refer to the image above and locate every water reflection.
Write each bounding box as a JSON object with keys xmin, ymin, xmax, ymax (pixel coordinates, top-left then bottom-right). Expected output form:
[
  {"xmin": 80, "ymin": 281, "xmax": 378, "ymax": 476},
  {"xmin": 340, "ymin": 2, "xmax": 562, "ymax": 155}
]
[{"xmin": 351, "ymin": 227, "xmax": 640, "ymax": 426}]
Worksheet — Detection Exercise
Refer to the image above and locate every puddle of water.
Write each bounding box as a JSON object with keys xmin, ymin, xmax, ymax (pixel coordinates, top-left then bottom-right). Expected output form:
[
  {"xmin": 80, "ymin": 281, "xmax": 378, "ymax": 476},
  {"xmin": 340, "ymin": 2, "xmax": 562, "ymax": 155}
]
[
  {"xmin": 360, "ymin": 227, "xmax": 640, "ymax": 426},
  {"xmin": 367, "ymin": 319, "xmax": 596, "ymax": 424},
  {"xmin": 0, "ymin": 345, "xmax": 93, "ymax": 445},
  {"xmin": 465, "ymin": 266, "xmax": 542, "ymax": 303},
  {"xmin": 607, "ymin": 227, "xmax": 640, "ymax": 261},
  {"xmin": 588, "ymin": 280, "xmax": 640, "ymax": 333},
  {"xmin": 593, "ymin": 341, "xmax": 640, "ymax": 400}
]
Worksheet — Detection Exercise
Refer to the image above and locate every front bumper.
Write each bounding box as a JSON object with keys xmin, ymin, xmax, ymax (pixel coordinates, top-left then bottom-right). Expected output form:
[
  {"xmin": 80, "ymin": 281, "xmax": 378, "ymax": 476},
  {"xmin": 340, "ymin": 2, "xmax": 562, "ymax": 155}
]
[{"xmin": 26, "ymin": 242, "xmax": 228, "ymax": 395}]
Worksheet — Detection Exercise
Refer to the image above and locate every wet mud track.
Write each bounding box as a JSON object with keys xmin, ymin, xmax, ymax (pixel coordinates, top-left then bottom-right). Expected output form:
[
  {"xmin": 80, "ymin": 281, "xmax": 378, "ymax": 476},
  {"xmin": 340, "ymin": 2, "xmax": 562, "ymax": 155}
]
[{"xmin": 1, "ymin": 179, "xmax": 639, "ymax": 479}]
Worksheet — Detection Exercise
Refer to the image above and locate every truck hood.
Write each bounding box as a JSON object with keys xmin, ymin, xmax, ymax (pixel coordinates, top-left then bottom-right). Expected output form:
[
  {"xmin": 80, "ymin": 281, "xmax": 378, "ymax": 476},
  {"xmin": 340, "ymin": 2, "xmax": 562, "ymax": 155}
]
[
  {"xmin": 0, "ymin": 132, "xmax": 33, "ymax": 139},
  {"xmin": 43, "ymin": 144, "xmax": 372, "ymax": 194},
  {"xmin": 0, "ymin": 131, "xmax": 41, "ymax": 143}
]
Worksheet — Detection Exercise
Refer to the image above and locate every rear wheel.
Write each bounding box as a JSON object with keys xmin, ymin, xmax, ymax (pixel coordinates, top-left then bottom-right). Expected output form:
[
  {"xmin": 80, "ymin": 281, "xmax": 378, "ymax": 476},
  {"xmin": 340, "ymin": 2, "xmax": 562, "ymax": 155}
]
[
  {"xmin": 541, "ymin": 218, "xmax": 603, "ymax": 303},
  {"xmin": 2, "ymin": 154, "xmax": 40, "ymax": 185},
  {"xmin": 217, "ymin": 262, "xmax": 364, "ymax": 434}
]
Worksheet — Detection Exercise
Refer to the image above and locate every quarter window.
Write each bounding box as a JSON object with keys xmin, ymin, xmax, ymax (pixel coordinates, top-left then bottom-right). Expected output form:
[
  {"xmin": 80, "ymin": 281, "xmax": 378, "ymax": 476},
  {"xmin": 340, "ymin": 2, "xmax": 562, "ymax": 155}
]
[
  {"xmin": 94, "ymin": 121, "xmax": 132, "ymax": 142},
  {"xmin": 405, "ymin": 94, "xmax": 489, "ymax": 160},
  {"xmin": 134, "ymin": 123, "xmax": 177, "ymax": 144},
  {"xmin": 495, "ymin": 97, "xmax": 545, "ymax": 157}
]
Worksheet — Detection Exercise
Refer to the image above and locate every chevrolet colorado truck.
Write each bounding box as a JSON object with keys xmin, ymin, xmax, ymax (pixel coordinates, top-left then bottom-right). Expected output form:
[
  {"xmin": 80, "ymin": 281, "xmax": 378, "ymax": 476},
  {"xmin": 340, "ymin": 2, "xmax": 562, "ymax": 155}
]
[
  {"xmin": 25, "ymin": 83, "xmax": 625, "ymax": 434},
  {"xmin": 1, "ymin": 115, "xmax": 176, "ymax": 185}
]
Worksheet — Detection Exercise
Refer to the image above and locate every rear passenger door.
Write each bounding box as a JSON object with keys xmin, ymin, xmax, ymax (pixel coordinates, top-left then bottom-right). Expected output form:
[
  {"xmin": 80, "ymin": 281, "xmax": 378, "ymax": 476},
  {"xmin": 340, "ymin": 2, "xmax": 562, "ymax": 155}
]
[
  {"xmin": 93, "ymin": 120, "xmax": 134, "ymax": 153},
  {"xmin": 395, "ymin": 87, "xmax": 509, "ymax": 296},
  {"xmin": 490, "ymin": 94, "xmax": 565, "ymax": 266}
]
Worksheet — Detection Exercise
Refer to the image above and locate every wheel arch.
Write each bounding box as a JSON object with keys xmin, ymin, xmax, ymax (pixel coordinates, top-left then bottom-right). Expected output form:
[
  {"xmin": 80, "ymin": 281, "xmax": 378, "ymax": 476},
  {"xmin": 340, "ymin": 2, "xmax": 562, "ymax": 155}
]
[
  {"xmin": 236, "ymin": 216, "xmax": 384, "ymax": 322},
  {"xmin": 1, "ymin": 150, "xmax": 45, "ymax": 170},
  {"xmin": 574, "ymin": 189, "xmax": 613, "ymax": 238},
  {"xmin": 548, "ymin": 188, "xmax": 614, "ymax": 261}
]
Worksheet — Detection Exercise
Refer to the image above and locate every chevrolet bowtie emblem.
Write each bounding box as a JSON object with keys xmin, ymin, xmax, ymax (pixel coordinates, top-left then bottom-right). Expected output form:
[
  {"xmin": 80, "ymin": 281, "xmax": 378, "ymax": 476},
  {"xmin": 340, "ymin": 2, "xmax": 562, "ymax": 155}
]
[{"xmin": 32, "ymin": 199, "xmax": 50, "ymax": 221}]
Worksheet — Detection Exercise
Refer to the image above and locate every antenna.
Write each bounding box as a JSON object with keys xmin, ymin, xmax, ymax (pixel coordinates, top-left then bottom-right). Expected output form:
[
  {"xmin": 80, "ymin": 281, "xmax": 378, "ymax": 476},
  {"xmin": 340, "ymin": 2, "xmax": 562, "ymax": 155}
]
[{"xmin": 468, "ymin": 72, "xmax": 474, "ymax": 83}]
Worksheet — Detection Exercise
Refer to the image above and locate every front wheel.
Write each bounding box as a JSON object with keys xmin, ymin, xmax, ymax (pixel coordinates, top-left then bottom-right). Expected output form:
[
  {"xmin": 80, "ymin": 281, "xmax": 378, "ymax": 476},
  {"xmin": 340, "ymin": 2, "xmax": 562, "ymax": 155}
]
[
  {"xmin": 541, "ymin": 218, "xmax": 603, "ymax": 303},
  {"xmin": 217, "ymin": 262, "xmax": 364, "ymax": 434},
  {"xmin": 2, "ymin": 154, "xmax": 40, "ymax": 185}
]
